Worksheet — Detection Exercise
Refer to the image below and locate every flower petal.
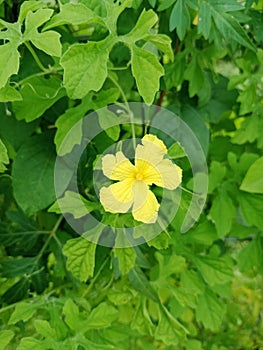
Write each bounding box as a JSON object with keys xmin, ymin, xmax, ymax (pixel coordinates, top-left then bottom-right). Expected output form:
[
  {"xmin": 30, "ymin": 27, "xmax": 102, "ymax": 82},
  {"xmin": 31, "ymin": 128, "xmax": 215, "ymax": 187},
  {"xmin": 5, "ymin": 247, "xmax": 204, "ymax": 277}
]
[
  {"xmin": 144, "ymin": 159, "xmax": 182, "ymax": 190},
  {"xmin": 100, "ymin": 179, "xmax": 134, "ymax": 213},
  {"xmin": 102, "ymin": 151, "xmax": 135, "ymax": 181},
  {"xmin": 132, "ymin": 180, "xmax": 160, "ymax": 223},
  {"xmin": 135, "ymin": 134, "xmax": 167, "ymax": 167}
]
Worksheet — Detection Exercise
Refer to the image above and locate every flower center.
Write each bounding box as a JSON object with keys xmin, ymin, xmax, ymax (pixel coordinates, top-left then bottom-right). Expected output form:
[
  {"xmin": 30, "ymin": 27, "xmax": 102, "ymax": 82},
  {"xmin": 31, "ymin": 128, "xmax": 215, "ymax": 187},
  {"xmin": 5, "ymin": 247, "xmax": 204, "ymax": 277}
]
[{"xmin": 135, "ymin": 172, "xmax": 144, "ymax": 180}]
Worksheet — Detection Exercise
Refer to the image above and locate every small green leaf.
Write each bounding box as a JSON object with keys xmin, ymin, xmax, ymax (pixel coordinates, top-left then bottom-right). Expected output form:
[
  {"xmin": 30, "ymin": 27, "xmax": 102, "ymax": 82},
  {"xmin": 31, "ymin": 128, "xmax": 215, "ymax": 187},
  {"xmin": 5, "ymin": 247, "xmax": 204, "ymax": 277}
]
[
  {"xmin": 209, "ymin": 191, "xmax": 236, "ymax": 237},
  {"xmin": 49, "ymin": 191, "xmax": 100, "ymax": 218},
  {"xmin": 18, "ymin": 1, "xmax": 44, "ymax": 24},
  {"xmin": 98, "ymin": 109, "xmax": 120, "ymax": 141},
  {"xmin": 0, "ymin": 138, "xmax": 9, "ymax": 172},
  {"xmin": 208, "ymin": 161, "xmax": 226, "ymax": 193},
  {"xmin": 63, "ymin": 299, "xmax": 80, "ymax": 331},
  {"xmin": 143, "ymin": 34, "xmax": 173, "ymax": 61},
  {"xmin": 169, "ymin": 0, "xmax": 190, "ymax": 39},
  {"xmin": 85, "ymin": 302, "xmax": 118, "ymax": 329},
  {"xmin": 238, "ymin": 235, "xmax": 263, "ymax": 274},
  {"xmin": 196, "ymin": 288, "xmax": 226, "ymax": 330},
  {"xmin": 8, "ymin": 301, "xmax": 39, "ymax": 324},
  {"xmin": 0, "ymin": 84, "xmax": 22, "ymax": 102},
  {"xmin": 12, "ymin": 133, "xmax": 56, "ymax": 215},
  {"xmin": 34, "ymin": 320, "xmax": 56, "ymax": 339},
  {"xmin": 24, "ymin": 8, "xmax": 61, "ymax": 57},
  {"xmin": 126, "ymin": 9, "xmax": 158, "ymax": 41},
  {"xmin": 17, "ymin": 337, "xmax": 46, "ymax": 350},
  {"xmin": 240, "ymin": 156, "xmax": 263, "ymax": 194},
  {"xmin": 198, "ymin": 2, "xmax": 212, "ymax": 39},
  {"xmin": 184, "ymin": 55, "xmax": 205, "ymax": 97},
  {"xmin": 62, "ymin": 237, "xmax": 97, "ymax": 282},
  {"xmin": 61, "ymin": 41, "xmax": 109, "ymax": 99},
  {"xmin": 13, "ymin": 76, "xmax": 65, "ymax": 122},
  {"xmin": 44, "ymin": 3, "xmax": 101, "ymax": 29},
  {"xmin": 239, "ymin": 192, "xmax": 263, "ymax": 230},
  {"xmin": 0, "ymin": 43, "xmax": 20, "ymax": 88},
  {"xmin": 114, "ymin": 247, "xmax": 136, "ymax": 275},
  {"xmin": 131, "ymin": 45, "xmax": 164, "ymax": 104},
  {"xmin": 128, "ymin": 267, "xmax": 159, "ymax": 302},
  {"xmin": 0, "ymin": 330, "xmax": 14, "ymax": 349}
]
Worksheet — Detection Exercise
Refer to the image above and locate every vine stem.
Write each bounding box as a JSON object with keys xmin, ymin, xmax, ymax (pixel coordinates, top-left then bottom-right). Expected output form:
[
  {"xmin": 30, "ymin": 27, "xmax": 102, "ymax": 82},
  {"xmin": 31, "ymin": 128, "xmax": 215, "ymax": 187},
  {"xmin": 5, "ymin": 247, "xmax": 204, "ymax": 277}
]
[
  {"xmin": 24, "ymin": 42, "xmax": 47, "ymax": 72},
  {"xmin": 108, "ymin": 74, "xmax": 136, "ymax": 150}
]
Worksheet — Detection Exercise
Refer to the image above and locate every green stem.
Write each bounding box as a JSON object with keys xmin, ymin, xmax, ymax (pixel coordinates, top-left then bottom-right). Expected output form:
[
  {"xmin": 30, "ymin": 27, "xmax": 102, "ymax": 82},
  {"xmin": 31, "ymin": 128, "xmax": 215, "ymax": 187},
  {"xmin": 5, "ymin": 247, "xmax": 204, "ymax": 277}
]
[
  {"xmin": 108, "ymin": 74, "xmax": 136, "ymax": 150},
  {"xmin": 180, "ymin": 186, "xmax": 202, "ymax": 197},
  {"xmin": 14, "ymin": 67, "xmax": 63, "ymax": 87},
  {"xmin": 25, "ymin": 42, "xmax": 47, "ymax": 72}
]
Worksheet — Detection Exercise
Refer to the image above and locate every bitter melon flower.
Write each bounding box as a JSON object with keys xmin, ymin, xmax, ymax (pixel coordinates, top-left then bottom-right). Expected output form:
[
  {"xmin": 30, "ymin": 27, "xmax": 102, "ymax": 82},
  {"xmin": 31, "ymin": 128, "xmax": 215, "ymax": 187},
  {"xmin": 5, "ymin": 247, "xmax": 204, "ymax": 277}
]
[{"xmin": 100, "ymin": 134, "xmax": 182, "ymax": 224}]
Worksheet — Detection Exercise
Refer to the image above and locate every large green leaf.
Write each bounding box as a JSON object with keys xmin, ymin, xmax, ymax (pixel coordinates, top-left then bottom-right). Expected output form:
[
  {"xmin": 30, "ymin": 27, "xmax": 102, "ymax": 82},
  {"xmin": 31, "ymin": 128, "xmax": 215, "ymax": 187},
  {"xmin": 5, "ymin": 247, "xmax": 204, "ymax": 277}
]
[
  {"xmin": 62, "ymin": 237, "xmax": 97, "ymax": 282},
  {"xmin": 13, "ymin": 76, "xmax": 65, "ymax": 122},
  {"xmin": 131, "ymin": 45, "xmax": 164, "ymax": 104},
  {"xmin": 12, "ymin": 133, "xmax": 56, "ymax": 214},
  {"xmin": 240, "ymin": 156, "xmax": 263, "ymax": 194},
  {"xmin": 60, "ymin": 41, "xmax": 109, "ymax": 99}
]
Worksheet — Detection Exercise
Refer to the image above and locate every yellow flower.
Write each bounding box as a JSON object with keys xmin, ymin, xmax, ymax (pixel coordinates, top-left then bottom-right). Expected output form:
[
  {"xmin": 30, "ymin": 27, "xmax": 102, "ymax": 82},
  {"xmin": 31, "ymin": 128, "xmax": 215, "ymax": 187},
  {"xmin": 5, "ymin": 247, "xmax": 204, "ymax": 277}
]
[{"xmin": 99, "ymin": 134, "xmax": 182, "ymax": 224}]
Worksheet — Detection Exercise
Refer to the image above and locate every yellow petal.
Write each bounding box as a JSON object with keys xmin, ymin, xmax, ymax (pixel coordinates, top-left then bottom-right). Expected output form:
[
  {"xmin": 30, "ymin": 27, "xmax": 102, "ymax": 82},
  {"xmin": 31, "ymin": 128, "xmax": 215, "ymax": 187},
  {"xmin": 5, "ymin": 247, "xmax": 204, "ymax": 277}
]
[
  {"xmin": 144, "ymin": 159, "xmax": 182, "ymax": 190},
  {"xmin": 100, "ymin": 179, "xmax": 134, "ymax": 213},
  {"xmin": 135, "ymin": 135, "xmax": 167, "ymax": 167},
  {"xmin": 142, "ymin": 134, "xmax": 167, "ymax": 153},
  {"xmin": 132, "ymin": 180, "xmax": 160, "ymax": 224},
  {"xmin": 102, "ymin": 151, "xmax": 135, "ymax": 180}
]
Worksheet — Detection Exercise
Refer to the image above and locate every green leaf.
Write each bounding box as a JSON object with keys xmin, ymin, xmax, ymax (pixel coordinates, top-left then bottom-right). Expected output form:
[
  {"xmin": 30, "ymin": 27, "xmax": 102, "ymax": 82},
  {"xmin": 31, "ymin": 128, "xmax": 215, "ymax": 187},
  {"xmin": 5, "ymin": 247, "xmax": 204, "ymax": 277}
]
[
  {"xmin": 98, "ymin": 109, "xmax": 120, "ymax": 141},
  {"xmin": 143, "ymin": 34, "xmax": 173, "ymax": 61},
  {"xmin": 192, "ymin": 255, "xmax": 233, "ymax": 286},
  {"xmin": 0, "ymin": 257, "xmax": 37, "ymax": 278},
  {"xmin": 49, "ymin": 191, "xmax": 100, "ymax": 218},
  {"xmin": 210, "ymin": 4, "xmax": 255, "ymax": 51},
  {"xmin": 131, "ymin": 45, "xmax": 164, "ymax": 104},
  {"xmin": 184, "ymin": 55, "xmax": 205, "ymax": 97},
  {"xmin": 18, "ymin": 1, "xmax": 44, "ymax": 24},
  {"xmin": 61, "ymin": 41, "xmax": 109, "ymax": 99},
  {"xmin": 12, "ymin": 133, "xmax": 56, "ymax": 215},
  {"xmin": 232, "ymin": 116, "xmax": 261, "ymax": 145},
  {"xmin": 0, "ymin": 330, "xmax": 14, "ymax": 349},
  {"xmin": 62, "ymin": 237, "xmax": 97, "ymax": 282},
  {"xmin": 0, "ymin": 43, "xmax": 20, "ymax": 88},
  {"xmin": 44, "ymin": 3, "xmax": 101, "ymax": 29},
  {"xmin": 17, "ymin": 337, "xmax": 46, "ymax": 350},
  {"xmin": 24, "ymin": 8, "xmax": 61, "ymax": 57},
  {"xmin": 34, "ymin": 320, "xmax": 56, "ymax": 339},
  {"xmin": 184, "ymin": 220, "xmax": 218, "ymax": 246},
  {"xmin": 169, "ymin": 0, "xmax": 190, "ymax": 39},
  {"xmin": 128, "ymin": 267, "xmax": 159, "ymax": 302},
  {"xmin": 126, "ymin": 9, "xmax": 158, "ymax": 40},
  {"xmin": 85, "ymin": 302, "xmax": 118, "ymax": 329},
  {"xmin": 239, "ymin": 193, "xmax": 263, "ymax": 230},
  {"xmin": 63, "ymin": 299, "xmax": 80, "ymax": 331},
  {"xmin": 238, "ymin": 235, "xmax": 263, "ymax": 274},
  {"xmin": 13, "ymin": 76, "xmax": 65, "ymax": 122},
  {"xmin": 198, "ymin": 1, "xmax": 212, "ymax": 39},
  {"xmin": 209, "ymin": 191, "xmax": 236, "ymax": 237},
  {"xmin": 208, "ymin": 161, "xmax": 226, "ymax": 193},
  {"xmin": 155, "ymin": 306, "xmax": 187, "ymax": 345},
  {"xmin": 196, "ymin": 288, "xmax": 226, "ymax": 331},
  {"xmin": 240, "ymin": 156, "xmax": 263, "ymax": 194},
  {"xmin": 0, "ymin": 84, "xmax": 22, "ymax": 102},
  {"xmin": 114, "ymin": 247, "xmax": 136, "ymax": 275},
  {"xmin": 0, "ymin": 138, "xmax": 9, "ymax": 172},
  {"xmin": 8, "ymin": 301, "xmax": 39, "ymax": 324}
]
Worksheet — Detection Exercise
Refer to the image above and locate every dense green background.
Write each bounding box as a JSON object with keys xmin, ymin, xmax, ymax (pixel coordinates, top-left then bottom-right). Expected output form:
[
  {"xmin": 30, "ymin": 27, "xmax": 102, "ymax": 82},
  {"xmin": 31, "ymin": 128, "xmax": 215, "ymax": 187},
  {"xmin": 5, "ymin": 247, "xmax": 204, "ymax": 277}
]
[{"xmin": 0, "ymin": 0, "xmax": 263, "ymax": 349}]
